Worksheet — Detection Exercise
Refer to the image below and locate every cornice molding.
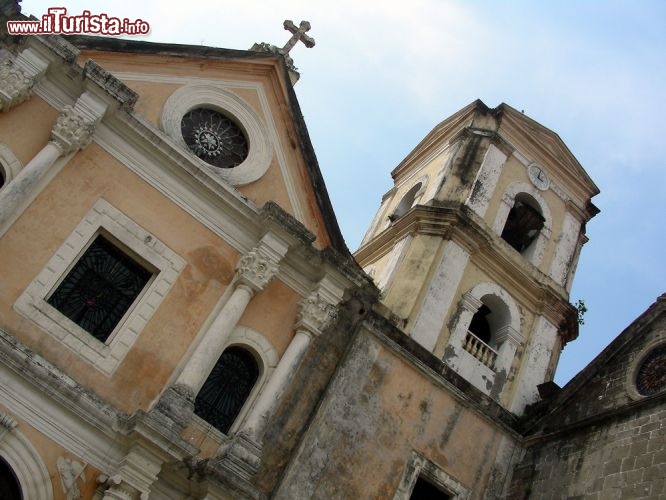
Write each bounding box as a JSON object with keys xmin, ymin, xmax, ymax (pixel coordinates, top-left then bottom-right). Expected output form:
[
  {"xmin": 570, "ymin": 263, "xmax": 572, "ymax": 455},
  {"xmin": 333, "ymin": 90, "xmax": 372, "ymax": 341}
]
[{"xmin": 355, "ymin": 202, "xmax": 572, "ymax": 327}]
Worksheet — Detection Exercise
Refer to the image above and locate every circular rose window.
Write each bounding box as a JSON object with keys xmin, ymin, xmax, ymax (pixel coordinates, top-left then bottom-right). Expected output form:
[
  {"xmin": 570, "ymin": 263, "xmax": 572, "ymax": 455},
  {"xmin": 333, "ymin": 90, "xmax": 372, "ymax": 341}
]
[
  {"xmin": 181, "ymin": 108, "xmax": 248, "ymax": 169},
  {"xmin": 635, "ymin": 344, "xmax": 666, "ymax": 397}
]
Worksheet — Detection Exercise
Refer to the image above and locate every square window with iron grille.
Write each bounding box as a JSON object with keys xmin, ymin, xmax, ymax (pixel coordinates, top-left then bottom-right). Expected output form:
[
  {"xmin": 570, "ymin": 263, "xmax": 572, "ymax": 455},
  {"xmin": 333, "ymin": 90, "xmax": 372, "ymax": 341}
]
[
  {"xmin": 15, "ymin": 198, "xmax": 185, "ymax": 376},
  {"xmin": 46, "ymin": 235, "xmax": 154, "ymax": 344}
]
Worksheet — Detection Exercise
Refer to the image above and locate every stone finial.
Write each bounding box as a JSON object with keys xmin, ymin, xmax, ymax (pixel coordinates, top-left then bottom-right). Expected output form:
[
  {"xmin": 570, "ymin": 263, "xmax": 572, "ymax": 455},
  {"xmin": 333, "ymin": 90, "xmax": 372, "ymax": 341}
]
[
  {"xmin": 282, "ymin": 20, "xmax": 315, "ymax": 55},
  {"xmin": 236, "ymin": 248, "xmax": 280, "ymax": 292},
  {"xmin": 296, "ymin": 291, "xmax": 337, "ymax": 335},
  {"xmin": 250, "ymin": 20, "xmax": 315, "ymax": 84},
  {"xmin": 50, "ymin": 105, "xmax": 95, "ymax": 154},
  {"xmin": 0, "ymin": 59, "xmax": 33, "ymax": 111}
]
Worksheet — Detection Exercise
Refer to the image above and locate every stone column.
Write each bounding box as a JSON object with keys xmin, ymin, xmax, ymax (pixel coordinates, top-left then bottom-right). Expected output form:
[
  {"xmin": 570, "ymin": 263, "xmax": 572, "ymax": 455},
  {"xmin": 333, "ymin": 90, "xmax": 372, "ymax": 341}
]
[
  {"xmin": 158, "ymin": 234, "xmax": 288, "ymax": 426},
  {"xmin": 212, "ymin": 286, "xmax": 339, "ymax": 481},
  {"xmin": 242, "ymin": 291, "xmax": 337, "ymax": 439},
  {"xmin": 0, "ymin": 47, "xmax": 49, "ymax": 111},
  {"xmin": 175, "ymin": 246, "xmax": 281, "ymax": 395},
  {"xmin": 0, "ymin": 92, "xmax": 105, "ymax": 237}
]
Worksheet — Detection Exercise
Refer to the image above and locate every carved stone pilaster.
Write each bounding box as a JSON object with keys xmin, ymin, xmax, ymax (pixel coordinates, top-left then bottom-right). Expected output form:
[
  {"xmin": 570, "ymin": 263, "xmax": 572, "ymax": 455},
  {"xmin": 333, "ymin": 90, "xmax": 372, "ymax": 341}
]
[
  {"xmin": 0, "ymin": 60, "xmax": 33, "ymax": 111},
  {"xmin": 50, "ymin": 105, "xmax": 95, "ymax": 155},
  {"xmin": 296, "ymin": 291, "xmax": 337, "ymax": 335},
  {"xmin": 235, "ymin": 248, "xmax": 280, "ymax": 292}
]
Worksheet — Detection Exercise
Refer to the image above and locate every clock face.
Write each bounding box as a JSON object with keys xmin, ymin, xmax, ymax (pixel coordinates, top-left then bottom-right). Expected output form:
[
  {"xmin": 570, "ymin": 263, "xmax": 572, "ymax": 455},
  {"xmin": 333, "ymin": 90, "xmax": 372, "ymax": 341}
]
[
  {"xmin": 528, "ymin": 164, "xmax": 550, "ymax": 190},
  {"xmin": 181, "ymin": 108, "xmax": 249, "ymax": 169},
  {"xmin": 635, "ymin": 345, "xmax": 666, "ymax": 397}
]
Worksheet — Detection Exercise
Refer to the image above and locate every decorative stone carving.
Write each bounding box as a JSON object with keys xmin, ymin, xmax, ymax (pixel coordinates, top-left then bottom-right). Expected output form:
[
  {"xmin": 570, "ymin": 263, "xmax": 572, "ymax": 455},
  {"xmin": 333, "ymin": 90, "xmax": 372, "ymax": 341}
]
[
  {"xmin": 0, "ymin": 411, "xmax": 17, "ymax": 441},
  {"xmin": 461, "ymin": 291, "xmax": 483, "ymax": 312},
  {"xmin": 96, "ymin": 475, "xmax": 143, "ymax": 500},
  {"xmin": 51, "ymin": 105, "xmax": 95, "ymax": 155},
  {"xmin": 282, "ymin": 20, "xmax": 315, "ymax": 54},
  {"xmin": 250, "ymin": 20, "xmax": 315, "ymax": 83},
  {"xmin": 296, "ymin": 291, "xmax": 337, "ymax": 335},
  {"xmin": 236, "ymin": 248, "xmax": 279, "ymax": 292},
  {"xmin": 57, "ymin": 457, "xmax": 86, "ymax": 500},
  {"xmin": 0, "ymin": 60, "xmax": 33, "ymax": 111}
]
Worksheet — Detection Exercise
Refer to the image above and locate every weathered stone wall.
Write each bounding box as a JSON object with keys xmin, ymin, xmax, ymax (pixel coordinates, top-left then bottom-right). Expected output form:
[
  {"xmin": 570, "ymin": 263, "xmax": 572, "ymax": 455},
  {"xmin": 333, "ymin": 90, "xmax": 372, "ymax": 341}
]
[
  {"xmin": 507, "ymin": 297, "xmax": 666, "ymax": 499},
  {"xmin": 274, "ymin": 310, "xmax": 522, "ymax": 499},
  {"xmin": 508, "ymin": 401, "xmax": 666, "ymax": 499}
]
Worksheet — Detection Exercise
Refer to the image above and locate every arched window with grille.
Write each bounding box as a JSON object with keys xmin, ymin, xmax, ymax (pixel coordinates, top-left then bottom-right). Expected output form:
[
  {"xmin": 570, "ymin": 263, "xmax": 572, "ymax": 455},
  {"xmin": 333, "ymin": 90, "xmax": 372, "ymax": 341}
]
[{"xmin": 194, "ymin": 346, "xmax": 259, "ymax": 434}]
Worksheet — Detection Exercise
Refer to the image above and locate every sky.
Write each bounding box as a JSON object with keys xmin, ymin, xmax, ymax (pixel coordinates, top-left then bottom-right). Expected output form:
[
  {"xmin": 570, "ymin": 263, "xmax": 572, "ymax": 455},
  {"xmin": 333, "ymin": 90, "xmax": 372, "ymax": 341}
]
[{"xmin": 21, "ymin": 0, "xmax": 666, "ymax": 385}]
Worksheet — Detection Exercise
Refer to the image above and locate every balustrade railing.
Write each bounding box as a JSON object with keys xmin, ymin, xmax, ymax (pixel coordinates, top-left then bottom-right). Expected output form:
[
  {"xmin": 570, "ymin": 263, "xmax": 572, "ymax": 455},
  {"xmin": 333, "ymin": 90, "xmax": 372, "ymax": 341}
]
[{"xmin": 463, "ymin": 331, "xmax": 498, "ymax": 368}]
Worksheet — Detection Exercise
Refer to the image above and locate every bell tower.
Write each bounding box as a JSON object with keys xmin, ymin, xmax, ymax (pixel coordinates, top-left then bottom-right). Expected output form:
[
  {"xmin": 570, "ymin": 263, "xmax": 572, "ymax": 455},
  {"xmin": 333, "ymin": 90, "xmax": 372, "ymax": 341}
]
[{"xmin": 355, "ymin": 100, "xmax": 599, "ymax": 413}]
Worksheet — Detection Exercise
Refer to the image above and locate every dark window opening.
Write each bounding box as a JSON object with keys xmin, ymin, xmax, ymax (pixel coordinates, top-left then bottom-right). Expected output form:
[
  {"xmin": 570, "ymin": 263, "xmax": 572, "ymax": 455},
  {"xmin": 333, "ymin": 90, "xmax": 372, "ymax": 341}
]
[
  {"xmin": 0, "ymin": 167, "xmax": 5, "ymax": 189},
  {"xmin": 0, "ymin": 457, "xmax": 22, "ymax": 500},
  {"xmin": 47, "ymin": 235, "xmax": 152, "ymax": 343},
  {"xmin": 410, "ymin": 476, "xmax": 451, "ymax": 500},
  {"xmin": 389, "ymin": 182, "xmax": 422, "ymax": 222},
  {"xmin": 469, "ymin": 304, "xmax": 492, "ymax": 344},
  {"xmin": 501, "ymin": 200, "xmax": 544, "ymax": 254},
  {"xmin": 194, "ymin": 346, "xmax": 259, "ymax": 434}
]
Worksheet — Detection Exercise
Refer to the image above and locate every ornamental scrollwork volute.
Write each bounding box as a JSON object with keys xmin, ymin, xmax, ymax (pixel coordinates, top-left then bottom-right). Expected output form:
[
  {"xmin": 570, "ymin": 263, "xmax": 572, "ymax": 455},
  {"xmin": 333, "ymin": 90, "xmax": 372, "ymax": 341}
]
[
  {"xmin": 296, "ymin": 292, "xmax": 337, "ymax": 335},
  {"xmin": 50, "ymin": 105, "xmax": 95, "ymax": 155},
  {"xmin": 0, "ymin": 60, "xmax": 34, "ymax": 111},
  {"xmin": 236, "ymin": 248, "xmax": 280, "ymax": 292}
]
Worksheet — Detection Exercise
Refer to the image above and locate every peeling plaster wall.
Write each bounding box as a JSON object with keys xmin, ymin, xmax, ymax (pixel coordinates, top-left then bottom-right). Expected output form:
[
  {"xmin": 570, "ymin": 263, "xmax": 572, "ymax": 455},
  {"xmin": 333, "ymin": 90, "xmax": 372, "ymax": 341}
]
[
  {"xmin": 510, "ymin": 316, "xmax": 558, "ymax": 414},
  {"xmin": 275, "ymin": 323, "xmax": 521, "ymax": 499},
  {"xmin": 409, "ymin": 241, "xmax": 470, "ymax": 352},
  {"xmin": 466, "ymin": 143, "xmax": 507, "ymax": 219},
  {"xmin": 548, "ymin": 211, "xmax": 580, "ymax": 286}
]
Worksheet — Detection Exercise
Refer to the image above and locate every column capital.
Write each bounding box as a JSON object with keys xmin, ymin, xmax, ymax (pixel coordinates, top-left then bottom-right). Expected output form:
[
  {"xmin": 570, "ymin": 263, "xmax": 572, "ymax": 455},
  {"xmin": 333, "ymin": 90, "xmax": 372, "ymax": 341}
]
[
  {"xmin": 461, "ymin": 291, "xmax": 483, "ymax": 313},
  {"xmin": 96, "ymin": 475, "xmax": 140, "ymax": 500},
  {"xmin": 235, "ymin": 247, "xmax": 280, "ymax": 292},
  {"xmin": 296, "ymin": 291, "xmax": 337, "ymax": 335},
  {"xmin": 0, "ymin": 60, "xmax": 33, "ymax": 111},
  {"xmin": 50, "ymin": 105, "xmax": 96, "ymax": 155},
  {"xmin": 495, "ymin": 325, "xmax": 523, "ymax": 347}
]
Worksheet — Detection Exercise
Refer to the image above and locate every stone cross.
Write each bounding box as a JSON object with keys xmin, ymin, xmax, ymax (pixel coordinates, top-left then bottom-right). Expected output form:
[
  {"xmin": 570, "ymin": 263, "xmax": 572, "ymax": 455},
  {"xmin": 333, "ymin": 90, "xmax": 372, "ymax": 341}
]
[{"xmin": 282, "ymin": 20, "xmax": 315, "ymax": 55}]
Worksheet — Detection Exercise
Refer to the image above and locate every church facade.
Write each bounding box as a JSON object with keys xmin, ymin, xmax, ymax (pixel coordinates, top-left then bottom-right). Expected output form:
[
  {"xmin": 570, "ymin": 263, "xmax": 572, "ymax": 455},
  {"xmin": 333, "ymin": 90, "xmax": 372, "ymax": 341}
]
[{"xmin": 0, "ymin": 4, "xmax": 664, "ymax": 499}]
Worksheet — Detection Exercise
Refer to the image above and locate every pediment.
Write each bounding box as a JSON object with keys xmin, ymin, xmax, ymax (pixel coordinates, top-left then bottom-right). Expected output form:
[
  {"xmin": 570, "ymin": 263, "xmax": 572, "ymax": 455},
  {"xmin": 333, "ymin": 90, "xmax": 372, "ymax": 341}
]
[
  {"xmin": 496, "ymin": 104, "xmax": 599, "ymax": 200},
  {"xmin": 63, "ymin": 36, "xmax": 345, "ymax": 252}
]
